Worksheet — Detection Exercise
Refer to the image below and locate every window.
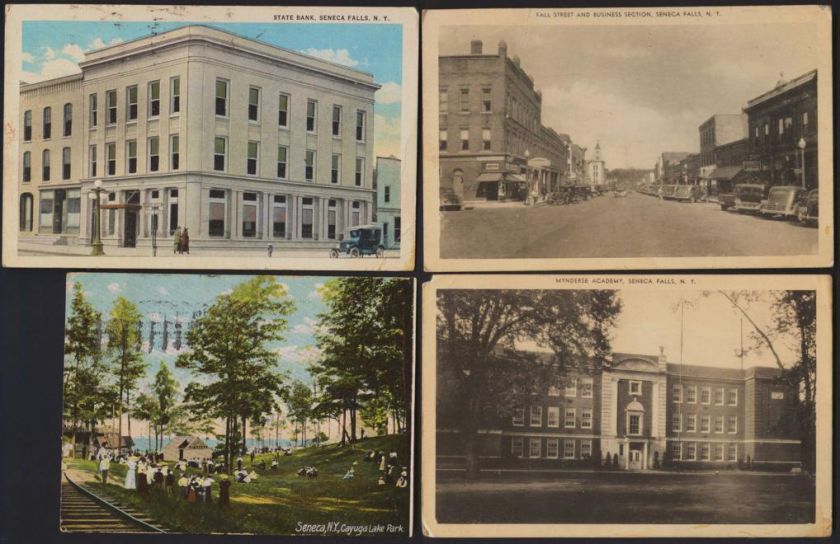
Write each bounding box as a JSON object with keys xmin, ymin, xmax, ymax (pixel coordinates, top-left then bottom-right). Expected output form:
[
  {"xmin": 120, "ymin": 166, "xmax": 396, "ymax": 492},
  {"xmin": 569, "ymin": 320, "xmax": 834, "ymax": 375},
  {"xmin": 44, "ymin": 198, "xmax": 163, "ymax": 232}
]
[
  {"xmin": 565, "ymin": 379, "xmax": 577, "ymax": 397},
  {"xmin": 276, "ymin": 146, "xmax": 288, "ymax": 179},
  {"xmin": 272, "ymin": 195, "xmax": 287, "ymax": 238},
  {"xmin": 22, "ymin": 152, "xmax": 31, "ymax": 182},
  {"xmin": 305, "ymin": 150, "xmax": 316, "ymax": 181},
  {"xmin": 700, "ymin": 415, "xmax": 710, "ymax": 433},
  {"xmin": 581, "ymin": 409, "xmax": 592, "ymax": 429},
  {"xmin": 728, "ymin": 389, "xmax": 738, "ymax": 406},
  {"xmin": 547, "ymin": 406, "xmax": 560, "ymax": 428},
  {"xmin": 248, "ymin": 87, "xmax": 260, "ymax": 122},
  {"xmin": 687, "ymin": 386, "xmax": 697, "ymax": 403},
  {"xmin": 213, "ymin": 137, "xmax": 226, "ymax": 171},
  {"xmin": 355, "ymin": 157, "xmax": 364, "ymax": 186},
  {"xmin": 771, "ymin": 391, "xmax": 785, "ymax": 400},
  {"xmin": 481, "ymin": 87, "xmax": 492, "ymax": 112},
  {"xmin": 764, "ymin": 123, "xmax": 769, "ymax": 136},
  {"xmin": 778, "ymin": 118, "xmax": 784, "ymax": 135},
  {"xmin": 629, "ymin": 380, "xmax": 642, "ymax": 396},
  {"xmin": 209, "ymin": 189, "xmax": 227, "ymax": 237},
  {"xmin": 126, "ymin": 140, "xmax": 137, "ymax": 174},
  {"xmin": 326, "ymin": 154, "xmax": 340, "ymax": 185},
  {"xmin": 170, "ymin": 77, "xmax": 180, "ymax": 114},
  {"xmin": 332, "ymin": 105, "xmax": 342, "ymax": 136},
  {"xmin": 23, "ymin": 110, "xmax": 32, "ymax": 141},
  {"xmin": 170, "ymin": 135, "xmax": 180, "ymax": 170},
  {"xmin": 39, "ymin": 191, "xmax": 53, "ymax": 232},
  {"xmin": 148, "ymin": 137, "xmax": 159, "ymax": 172},
  {"xmin": 242, "ymin": 192, "xmax": 257, "ymax": 237},
  {"xmin": 350, "ymin": 201, "xmax": 361, "ymax": 227},
  {"xmin": 563, "ymin": 440, "xmax": 575, "ymax": 459},
  {"xmin": 395, "ymin": 217, "xmax": 401, "ymax": 242},
  {"xmin": 529, "ymin": 438, "xmax": 542, "ymax": 459},
  {"xmin": 580, "ymin": 378, "xmax": 593, "ymax": 398},
  {"xmin": 701, "ymin": 387, "xmax": 711, "ymax": 405},
  {"xmin": 700, "ymin": 443, "xmax": 710, "ymax": 461},
  {"xmin": 714, "ymin": 415, "xmax": 724, "ymax": 434},
  {"xmin": 512, "ymin": 407, "xmax": 524, "ymax": 426},
  {"xmin": 672, "ymin": 412, "xmax": 682, "ymax": 432},
  {"xmin": 511, "ymin": 437, "xmax": 523, "ymax": 457},
  {"xmin": 460, "ymin": 129, "xmax": 469, "ymax": 151},
  {"xmin": 686, "ymin": 414, "xmax": 696, "ymax": 432},
  {"xmin": 686, "ymin": 442, "xmax": 697, "ymax": 461},
  {"xmin": 19, "ymin": 193, "xmax": 33, "ymax": 231},
  {"xmin": 714, "ymin": 388, "xmax": 724, "ymax": 405},
  {"xmin": 727, "ymin": 415, "xmax": 737, "ymax": 434},
  {"xmin": 106, "ymin": 143, "xmax": 116, "ymax": 176},
  {"xmin": 530, "ymin": 406, "xmax": 542, "ymax": 427},
  {"xmin": 714, "ymin": 443, "xmax": 724, "ymax": 461},
  {"xmin": 727, "ymin": 443, "xmax": 738, "ymax": 462},
  {"xmin": 106, "ymin": 90, "xmax": 117, "ymax": 124},
  {"xmin": 628, "ymin": 413, "xmax": 641, "ymax": 435},
  {"xmin": 86, "ymin": 94, "xmax": 97, "ymax": 130},
  {"xmin": 301, "ymin": 197, "xmax": 314, "ymax": 239},
  {"xmin": 327, "ymin": 199, "xmax": 337, "ymax": 240},
  {"xmin": 43, "ymin": 107, "xmax": 52, "ymax": 138},
  {"xmin": 168, "ymin": 189, "xmax": 179, "ymax": 235},
  {"xmin": 41, "ymin": 150, "xmax": 50, "ymax": 181},
  {"xmin": 126, "ymin": 85, "xmax": 138, "ymax": 121},
  {"xmin": 439, "ymin": 130, "xmax": 447, "ymax": 151},
  {"xmin": 546, "ymin": 438, "xmax": 559, "ymax": 459},
  {"xmin": 62, "ymin": 147, "xmax": 71, "ymax": 180},
  {"xmin": 355, "ymin": 110, "xmax": 366, "ymax": 141},
  {"xmin": 306, "ymin": 100, "xmax": 317, "ymax": 132},
  {"xmin": 278, "ymin": 93, "xmax": 289, "ymax": 127},
  {"xmin": 580, "ymin": 440, "xmax": 592, "ymax": 458},
  {"xmin": 459, "ymin": 88, "xmax": 469, "ymax": 112},
  {"xmin": 384, "ymin": 185, "xmax": 391, "ymax": 203},
  {"xmin": 673, "ymin": 384, "xmax": 682, "ymax": 403},
  {"xmin": 439, "ymin": 88, "xmax": 448, "ymax": 113},
  {"xmin": 62, "ymin": 104, "xmax": 72, "ymax": 136},
  {"xmin": 89, "ymin": 145, "xmax": 97, "ymax": 177},
  {"xmin": 148, "ymin": 81, "xmax": 160, "ymax": 117},
  {"xmin": 247, "ymin": 141, "xmax": 258, "ymax": 176},
  {"xmin": 215, "ymin": 79, "xmax": 229, "ymax": 117},
  {"xmin": 670, "ymin": 441, "xmax": 681, "ymax": 460},
  {"xmin": 802, "ymin": 111, "xmax": 809, "ymax": 127},
  {"xmin": 547, "ymin": 385, "xmax": 560, "ymax": 397}
]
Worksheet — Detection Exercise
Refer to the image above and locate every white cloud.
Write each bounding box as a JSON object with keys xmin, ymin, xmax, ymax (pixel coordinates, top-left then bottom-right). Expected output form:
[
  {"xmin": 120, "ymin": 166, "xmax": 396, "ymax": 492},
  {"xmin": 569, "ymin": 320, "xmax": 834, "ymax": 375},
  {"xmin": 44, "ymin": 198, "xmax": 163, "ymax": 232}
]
[
  {"xmin": 21, "ymin": 52, "xmax": 34, "ymax": 63},
  {"xmin": 21, "ymin": 58, "xmax": 82, "ymax": 84},
  {"xmin": 302, "ymin": 48, "xmax": 359, "ymax": 67},
  {"xmin": 374, "ymin": 114, "xmax": 402, "ymax": 159},
  {"xmin": 88, "ymin": 37, "xmax": 123, "ymax": 51},
  {"xmin": 107, "ymin": 282, "xmax": 121, "ymax": 294},
  {"xmin": 274, "ymin": 344, "xmax": 321, "ymax": 364},
  {"xmin": 291, "ymin": 317, "xmax": 319, "ymax": 335},
  {"xmin": 307, "ymin": 283, "xmax": 325, "ymax": 301},
  {"xmin": 62, "ymin": 43, "xmax": 85, "ymax": 62},
  {"xmin": 43, "ymin": 46, "xmax": 56, "ymax": 61},
  {"xmin": 375, "ymin": 82, "xmax": 402, "ymax": 105}
]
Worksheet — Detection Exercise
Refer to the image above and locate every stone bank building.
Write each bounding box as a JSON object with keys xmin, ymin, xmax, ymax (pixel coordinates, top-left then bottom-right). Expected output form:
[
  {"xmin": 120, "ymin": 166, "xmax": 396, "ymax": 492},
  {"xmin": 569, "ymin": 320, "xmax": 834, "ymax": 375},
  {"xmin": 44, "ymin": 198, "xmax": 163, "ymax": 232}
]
[{"xmin": 17, "ymin": 25, "xmax": 379, "ymax": 250}]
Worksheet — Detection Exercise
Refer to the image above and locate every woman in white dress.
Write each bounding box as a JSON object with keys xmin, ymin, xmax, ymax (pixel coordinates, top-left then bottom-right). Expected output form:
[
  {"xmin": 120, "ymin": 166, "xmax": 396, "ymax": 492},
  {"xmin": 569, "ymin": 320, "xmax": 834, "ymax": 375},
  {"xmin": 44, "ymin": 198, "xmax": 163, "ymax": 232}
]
[{"xmin": 125, "ymin": 457, "xmax": 137, "ymax": 490}]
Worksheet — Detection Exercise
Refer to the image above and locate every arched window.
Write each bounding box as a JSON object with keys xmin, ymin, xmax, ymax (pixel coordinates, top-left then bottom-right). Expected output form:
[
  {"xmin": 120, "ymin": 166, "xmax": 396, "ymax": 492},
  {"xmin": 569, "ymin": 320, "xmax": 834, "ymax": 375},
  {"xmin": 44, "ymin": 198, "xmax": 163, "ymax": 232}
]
[
  {"xmin": 63, "ymin": 103, "xmax": 72, "ymax": 136},
  {"xmin": 42, "ymin": 149, "xmax": 50, "ymax": 181},
  {"xmin": 43, "ymin": 106, "xmax": 52, "ymax": 139},
  {"xmin": 19, "ymin": 193, "xmax": 33, "ymax": 231},
  {"xmin": 22, "ymin": 151, "xmax": 31, "ymax": 182}
]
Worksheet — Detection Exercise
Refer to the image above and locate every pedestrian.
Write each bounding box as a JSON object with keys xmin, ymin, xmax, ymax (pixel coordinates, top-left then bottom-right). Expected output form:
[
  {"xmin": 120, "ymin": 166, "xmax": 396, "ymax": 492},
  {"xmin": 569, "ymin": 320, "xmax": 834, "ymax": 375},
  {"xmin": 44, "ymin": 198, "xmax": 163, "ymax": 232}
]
[
  {"xmin": 99, "ymin": 453, "xmax": 111, "ymax": 485},
  {"xmin": 236, "ymin": 456, "xmax": 243, "ymax": 471},
  {"xmin": 173, "ymin": 226, "xmax": 182, "ymax": 254},
  {"xmin": 202, "ymin": 476, "xmax": 214, "ymax": 503},
  {"xmin": 178, "ymin": 475, "xmax": 189, "ymax": 499},
  {"xmin": 218, "ymin": 475, "xmax": 231, "ymax": 508},
  {"xmin": 125, "ymin": 456, "xmax": 137, "ymax": 490},
  {"xmin": 250, "ymin": 450, "xmax": 255, "ymax": 464},
  {"xmin": 137, "ymin": 461, "xmax": 149, "ymax": 495},
  {"xmin": 180, "ymin": 228, "xmax": 190, "ymax": 254}
]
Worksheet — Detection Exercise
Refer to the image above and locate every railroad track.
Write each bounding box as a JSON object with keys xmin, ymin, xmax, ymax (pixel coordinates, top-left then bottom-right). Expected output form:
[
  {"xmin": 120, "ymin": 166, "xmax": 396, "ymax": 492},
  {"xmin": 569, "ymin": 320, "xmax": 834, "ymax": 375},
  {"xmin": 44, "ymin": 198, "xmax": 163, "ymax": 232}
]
[{"xmin": 60, "ymin": 472, "xmax": 168, "ymax": 533}]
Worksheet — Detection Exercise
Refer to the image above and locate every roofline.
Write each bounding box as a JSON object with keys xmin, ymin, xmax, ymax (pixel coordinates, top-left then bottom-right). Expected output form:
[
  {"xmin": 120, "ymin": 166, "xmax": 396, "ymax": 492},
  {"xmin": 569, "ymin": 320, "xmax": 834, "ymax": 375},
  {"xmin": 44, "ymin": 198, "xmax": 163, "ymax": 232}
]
[
  {"xmin": 20, "ymin": 72, "xmax": 83, "ymax": 92},
  {"xmin": 744, "ymin": 69, "xmax": 817, "ymax": 110}
]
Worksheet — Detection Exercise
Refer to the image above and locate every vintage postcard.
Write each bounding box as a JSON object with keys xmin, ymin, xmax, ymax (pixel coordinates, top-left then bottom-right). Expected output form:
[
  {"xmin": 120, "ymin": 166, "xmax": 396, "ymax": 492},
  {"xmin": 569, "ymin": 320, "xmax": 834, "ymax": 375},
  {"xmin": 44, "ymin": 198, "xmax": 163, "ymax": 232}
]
[
  {"xmin": 422, "ymin": 274, "xmax": 831, "ymax": 537},
  {"xmin": 3, "ymin": 5, "xmax": 417, "ymax": 271},
  {"xmin": 422, "ymin": 6, "xmax": 833, "ymax": 271},
  {"xmin": 61, "ymin": 273, "xmax": 414, "ymax": 536}
]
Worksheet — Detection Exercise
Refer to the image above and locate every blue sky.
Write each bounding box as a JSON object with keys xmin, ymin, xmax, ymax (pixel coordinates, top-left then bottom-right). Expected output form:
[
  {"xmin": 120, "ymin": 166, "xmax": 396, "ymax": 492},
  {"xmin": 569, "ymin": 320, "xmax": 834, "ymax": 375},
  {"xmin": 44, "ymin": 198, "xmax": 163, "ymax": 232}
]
[
  {"xmin": 22, "ymin": 21, "xmax": 403, "ymax": 157},
  {"xmin": 65, "ymin": 273, "xmax": 329, "ymax": 394}
]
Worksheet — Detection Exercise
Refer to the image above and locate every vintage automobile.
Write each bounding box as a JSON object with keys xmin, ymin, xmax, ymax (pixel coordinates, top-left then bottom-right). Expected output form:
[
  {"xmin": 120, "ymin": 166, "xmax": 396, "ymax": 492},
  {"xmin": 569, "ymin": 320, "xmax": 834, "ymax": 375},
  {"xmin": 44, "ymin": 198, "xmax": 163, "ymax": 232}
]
[
  {"xmin": 795, "ymin": 189, "xmax": 819, "ymax": 224},
  {"xmin": 718, "ymin": 191, "xmax": 736, "ymax": 211},
  {"xmin": 760, "ymin": 186, "xmax": 807, "ymax": 219},
  {"xmin": 671, "ymin": 184, "xmax": 703, "ymax": 203},
  {"xmin": 658, "ymin": 184, "xmax": 678, "ymax": 199},
  {"xmin": 439, "ymin": 187, "xmax": 462, "ymax": 211},
  {"xmin": 613, "ymin": 187, "xmax": 628, "ymax": 198},
  {"xmin": 329, "ymin": 225, "xmax": 385, "ymax": 258},
  {"xmin": 733, "ymin": 183, "xmax": 768, "ymax": 214}
]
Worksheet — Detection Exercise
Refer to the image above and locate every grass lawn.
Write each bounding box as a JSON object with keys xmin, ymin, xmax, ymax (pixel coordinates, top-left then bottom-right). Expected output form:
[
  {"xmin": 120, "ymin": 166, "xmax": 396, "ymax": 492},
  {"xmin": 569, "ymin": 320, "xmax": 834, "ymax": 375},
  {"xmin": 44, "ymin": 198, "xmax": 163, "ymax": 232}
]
[
  {"xmin": 66, "ymin": 434, "xmax": 410, "ymax": 535},
  {"xmin": 436, "ymin": 471, "xmax": 815, "ymax": 524}
]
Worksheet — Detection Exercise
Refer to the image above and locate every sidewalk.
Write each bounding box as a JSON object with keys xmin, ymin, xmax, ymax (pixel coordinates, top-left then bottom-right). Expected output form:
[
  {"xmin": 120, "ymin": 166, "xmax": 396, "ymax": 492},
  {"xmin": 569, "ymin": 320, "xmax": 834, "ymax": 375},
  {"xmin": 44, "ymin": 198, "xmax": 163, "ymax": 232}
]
[{"xmin": 437, "ymin": 466, "xmax": 803, "ymax": 477}]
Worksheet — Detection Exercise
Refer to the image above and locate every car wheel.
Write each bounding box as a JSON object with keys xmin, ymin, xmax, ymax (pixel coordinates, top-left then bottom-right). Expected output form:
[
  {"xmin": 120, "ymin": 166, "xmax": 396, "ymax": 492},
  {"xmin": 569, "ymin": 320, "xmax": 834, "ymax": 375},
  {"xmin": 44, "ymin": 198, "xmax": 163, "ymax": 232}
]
[
  {"xmin": 376, "ymin": 247, "xmax": 384, "ymax": 258},
  {"xmin": 350, "ymin": 247, "xmax": 360, "ymax": 258},
  {"xmin": 329, "ymin": 249, "xmax": 339, "ymax": 259}
]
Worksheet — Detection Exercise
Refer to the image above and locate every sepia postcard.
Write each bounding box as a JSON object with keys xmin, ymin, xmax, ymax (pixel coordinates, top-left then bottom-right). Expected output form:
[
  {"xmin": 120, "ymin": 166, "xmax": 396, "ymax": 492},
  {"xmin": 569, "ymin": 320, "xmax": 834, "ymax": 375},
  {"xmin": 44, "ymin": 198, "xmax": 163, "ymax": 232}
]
[
  {"xmin": 421, "ymin": 274, "xmax": 831, "ymax": 537},
  {"xmin": 422, "ymin": 6, "xmax": 833, "ymax": 271},
  {"xmin": 3, "ymin": 5, "xmax": 418, "ymax": 271},
  {"xmin": 60, "ymin": 273, "xmax": 415, "ymax": 536}
]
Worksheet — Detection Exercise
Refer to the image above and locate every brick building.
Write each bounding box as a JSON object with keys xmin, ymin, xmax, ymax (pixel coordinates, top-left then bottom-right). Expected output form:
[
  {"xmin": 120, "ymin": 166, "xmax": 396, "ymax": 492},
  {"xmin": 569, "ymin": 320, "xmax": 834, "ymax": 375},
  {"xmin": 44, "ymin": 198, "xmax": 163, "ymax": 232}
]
[
  {"xmin": 438, "ymin": 349, "xmax": 801, "ymax": 470},
  {"xmin": 655, "ymin": 152, "xmax": 693, "ymax": 183}
]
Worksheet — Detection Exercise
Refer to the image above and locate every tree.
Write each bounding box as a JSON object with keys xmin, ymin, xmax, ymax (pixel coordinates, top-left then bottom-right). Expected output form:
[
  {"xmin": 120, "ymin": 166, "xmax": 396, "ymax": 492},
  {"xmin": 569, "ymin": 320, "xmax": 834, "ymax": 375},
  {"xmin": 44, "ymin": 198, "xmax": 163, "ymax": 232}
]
[
  {"xmin": 106, "ymin": 296, "xmax": 147, "ymax": 453},
  {"xmin": 436, "ymin": 289, "xmax": 621, "ymax": 477},
  {"xmin": 132, "ymin": 392, "xmax": 157, "ymax": 454},
  {"xmin": 176, "ymin": 276, "xmax": 294, "ymax": 472},
  {"xmin": 285, "ymin": 381, "xmax": 313, "ymax": 447}
]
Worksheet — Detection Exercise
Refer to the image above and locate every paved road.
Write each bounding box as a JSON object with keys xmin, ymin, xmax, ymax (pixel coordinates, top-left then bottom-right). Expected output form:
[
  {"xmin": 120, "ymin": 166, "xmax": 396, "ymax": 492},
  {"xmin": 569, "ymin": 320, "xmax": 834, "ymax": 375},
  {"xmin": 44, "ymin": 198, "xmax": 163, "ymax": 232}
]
[{"xmin": 440, "ymin": 192, "xmax": 818, "ymax": 259}]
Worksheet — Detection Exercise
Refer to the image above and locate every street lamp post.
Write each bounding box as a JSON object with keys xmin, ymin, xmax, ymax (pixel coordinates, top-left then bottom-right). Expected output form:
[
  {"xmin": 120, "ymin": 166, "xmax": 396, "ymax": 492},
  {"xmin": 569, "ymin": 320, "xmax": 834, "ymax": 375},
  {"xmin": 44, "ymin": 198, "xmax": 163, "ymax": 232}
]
[
  {"xmin": 88, "ymin": 179, "xmax": 105, "ymax": 256},
  {"xmin": 797, "ymin": 137, "xmax": 807, "ymax": 189}
]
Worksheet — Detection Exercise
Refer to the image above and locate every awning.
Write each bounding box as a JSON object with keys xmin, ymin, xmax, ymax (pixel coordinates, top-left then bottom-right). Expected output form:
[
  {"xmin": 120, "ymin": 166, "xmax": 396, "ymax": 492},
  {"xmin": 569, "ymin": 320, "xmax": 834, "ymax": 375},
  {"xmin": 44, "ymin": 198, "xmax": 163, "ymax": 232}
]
[
  {"xmin": 476, "ymin": 172, "xmax": 504, "ymax": 182},
  {"xmin": 100, "ymin": 203, "xmax": 142, "ymax": 210},
  {"xmin": 702, "ymin": 166, "xmax": 742, "ymax": 181},
  {"xmin": 506, "ymin": 173, "xmax": 528, "ymax": 182}
]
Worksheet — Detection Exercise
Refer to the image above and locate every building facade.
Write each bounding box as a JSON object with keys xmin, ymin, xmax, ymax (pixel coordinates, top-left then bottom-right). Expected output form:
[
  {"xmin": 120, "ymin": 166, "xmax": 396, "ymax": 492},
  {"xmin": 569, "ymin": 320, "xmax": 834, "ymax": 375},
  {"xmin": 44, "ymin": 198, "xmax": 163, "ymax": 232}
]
[
  {"xmin": 438, "ymin": 350, "xmax": 801, "ymax": 470},
  {"xmin": 18, "ymin": 25, "xmax": 379, "ymax": 250},
  {"xmin": 585, "ymin": 142, "xmax": 606, "ymax": 189},
  {"xmin": 375, "ymin": 155, "xmax": 401, "ymax": 249},
  {"xmin": 656, "ymin": 152, "xmax": 693, "ymax": 183},
  {"xmin": 698, "ymin": 114, "xmax": 748, "ymax": 173}
]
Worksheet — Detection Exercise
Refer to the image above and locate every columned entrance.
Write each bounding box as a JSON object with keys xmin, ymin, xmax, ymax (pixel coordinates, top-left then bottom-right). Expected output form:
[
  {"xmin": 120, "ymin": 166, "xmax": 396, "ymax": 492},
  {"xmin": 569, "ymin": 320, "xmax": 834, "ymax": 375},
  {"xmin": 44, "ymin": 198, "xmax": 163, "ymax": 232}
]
[{"xmin": 628, "ymin": 446, "xmax": 643, "ymax": 470}]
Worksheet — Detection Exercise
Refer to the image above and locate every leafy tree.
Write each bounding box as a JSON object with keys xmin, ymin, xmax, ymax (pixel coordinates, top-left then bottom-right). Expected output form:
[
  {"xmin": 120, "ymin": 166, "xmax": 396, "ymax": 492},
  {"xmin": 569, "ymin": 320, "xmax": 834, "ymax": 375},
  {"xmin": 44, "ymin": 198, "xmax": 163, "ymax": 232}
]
[
  {"xmin": 152, "ymin": 362, "xmax": 179, "ymax": 452},
  {"xmin": 436, "ymin": 289, "xmax": 621, "ymax": 477},
  {"xmin": 176, "ymin": 276, "xmax": 294, "ymax": 472},
  {"xmin": 285, "ymin": 381, "xmax": 313, "ymax": 446},
  {"xmin": 106, "ymin": 296, "xmax": 147, "ymax": 453},
  {"xmin": 132, "ymin": 392, "xmax": 157, "ymax": 454}
]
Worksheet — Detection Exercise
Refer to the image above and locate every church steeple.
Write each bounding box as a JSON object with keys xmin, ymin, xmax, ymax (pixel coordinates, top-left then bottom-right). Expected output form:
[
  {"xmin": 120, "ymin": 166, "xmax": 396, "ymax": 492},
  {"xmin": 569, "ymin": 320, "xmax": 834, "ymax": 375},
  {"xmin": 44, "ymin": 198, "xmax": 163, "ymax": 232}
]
[{"xmin": 594, "ymin": 141, "xmax": 602, "ymax": 161}]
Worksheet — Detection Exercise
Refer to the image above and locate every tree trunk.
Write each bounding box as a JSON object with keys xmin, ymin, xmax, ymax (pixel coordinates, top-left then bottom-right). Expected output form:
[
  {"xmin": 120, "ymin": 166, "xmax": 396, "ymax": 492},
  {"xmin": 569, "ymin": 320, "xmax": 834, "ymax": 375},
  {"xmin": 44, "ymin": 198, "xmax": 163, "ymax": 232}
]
[
  {"xmin": 340, "ymin": 408, "xmax": 346, "ymax": 446},
  {"xmin": 126, "ymin": 389, "xmax": 132, "ymax": 450},
  {"xmin": 242, "ymin": 416, "xmax": 247, "ymax": 456}
]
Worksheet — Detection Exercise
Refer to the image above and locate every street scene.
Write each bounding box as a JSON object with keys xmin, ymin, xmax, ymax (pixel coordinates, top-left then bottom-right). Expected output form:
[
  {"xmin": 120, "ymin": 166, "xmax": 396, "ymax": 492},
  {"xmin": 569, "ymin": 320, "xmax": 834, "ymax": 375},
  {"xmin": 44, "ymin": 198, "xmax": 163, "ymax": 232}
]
[
  {"xmin": 432, "ymin": 13, "xmax": 828, "ymax": 263},
  {"xmin": 61, "ymin": 274, "xmax": 413, "ymax": 535}
]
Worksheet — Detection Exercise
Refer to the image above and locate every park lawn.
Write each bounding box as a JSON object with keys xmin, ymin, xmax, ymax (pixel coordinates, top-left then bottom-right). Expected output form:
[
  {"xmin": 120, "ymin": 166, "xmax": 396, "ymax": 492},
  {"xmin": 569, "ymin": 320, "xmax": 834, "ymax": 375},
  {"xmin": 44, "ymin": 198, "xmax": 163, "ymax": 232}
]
[{"xmin": 66, "ymin": 434, "xmax": 411, "ymax": 535}]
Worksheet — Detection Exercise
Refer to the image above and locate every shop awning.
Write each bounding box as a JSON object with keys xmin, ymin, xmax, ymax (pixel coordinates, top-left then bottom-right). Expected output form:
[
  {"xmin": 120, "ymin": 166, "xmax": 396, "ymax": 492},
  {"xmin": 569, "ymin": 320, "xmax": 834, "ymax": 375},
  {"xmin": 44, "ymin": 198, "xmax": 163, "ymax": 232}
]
[
  {"xmin": 475, "ymin": 172, "xmax": 504, "ymax": 182},
  {"xmin": 702, "ymin": 166, "xmax": 743, "ymax": 181},
  {"xmin": 506, "ymin": 173, "xmax": 528, "ymax": 182}
]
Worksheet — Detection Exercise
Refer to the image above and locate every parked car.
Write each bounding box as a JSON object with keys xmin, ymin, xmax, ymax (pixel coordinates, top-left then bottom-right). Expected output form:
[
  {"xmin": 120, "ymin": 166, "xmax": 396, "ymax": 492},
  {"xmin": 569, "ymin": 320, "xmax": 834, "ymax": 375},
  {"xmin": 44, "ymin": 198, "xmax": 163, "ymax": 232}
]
[
  {"xmin": 733, "ymin": 183, "xmax": 768, "ymax": 213},
  {"xmin": 439, "ymin": 187, "xmax": 462, "ymax": 211},
  {"xmin": 672, "ymin": 184, "xmax": 703, "ymax": 203},
  {"xmin": 329, "ymin": 225, "xmax": 385, "ymax": 258},
  {"xmin": 613, "ymin": 188, "xmax": 628, "ymax": 198},
  {"xmin": 659, "ymin": 184, "xmax": 677, "ymax": 199},
  {"xmin": 760, "ymin": 186, "xmax": 807, "ymax": 219},
  {"xmin": 718, "ymin": 191, "xmax": 736, "ymax": 211},
  {"xmin": 795, "ymin": 189, "xmax": 818, "ymax": 225}
]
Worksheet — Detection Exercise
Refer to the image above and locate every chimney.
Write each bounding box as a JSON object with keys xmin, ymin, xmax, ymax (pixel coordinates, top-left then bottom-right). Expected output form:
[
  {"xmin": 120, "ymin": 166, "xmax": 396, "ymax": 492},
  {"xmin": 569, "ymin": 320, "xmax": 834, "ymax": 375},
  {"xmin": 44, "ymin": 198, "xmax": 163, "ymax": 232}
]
[
  {"xmin": 470, "ymin": 40, "xmax": 483, "ymax": 55},
  {"xmin": 658, "ymin": 346, "xmax": 667, "ymax": 371},
  {"xmin": 498, "ymin": 40, "xmax": 507, "ymax": 59}
]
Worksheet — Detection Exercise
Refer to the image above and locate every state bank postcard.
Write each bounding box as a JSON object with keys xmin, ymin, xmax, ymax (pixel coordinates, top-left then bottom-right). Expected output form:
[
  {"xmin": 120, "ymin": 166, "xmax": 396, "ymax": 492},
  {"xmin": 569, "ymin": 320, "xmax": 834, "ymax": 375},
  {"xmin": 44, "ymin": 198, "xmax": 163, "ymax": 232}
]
[
  {"xmin": 3, "ymin": 4, "xmax": 418, "ymax": 271},
  {"xmin": 422, "ymin": 273, "xmax": 832, "ymax": 538},
  {"xmin": 422, "ymin": 6, "xmax": 833, "ymax": 272}
]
